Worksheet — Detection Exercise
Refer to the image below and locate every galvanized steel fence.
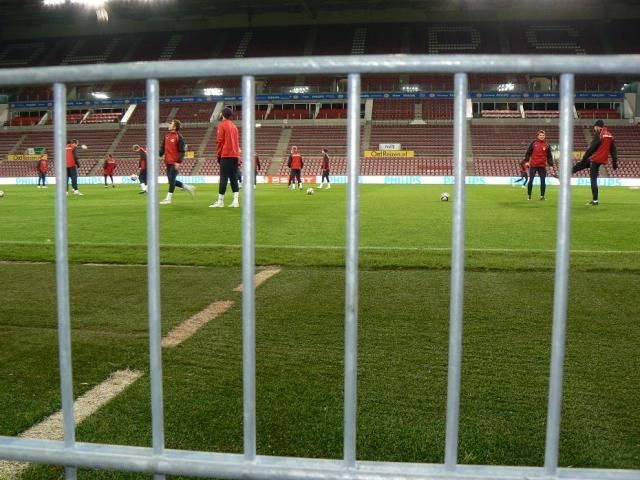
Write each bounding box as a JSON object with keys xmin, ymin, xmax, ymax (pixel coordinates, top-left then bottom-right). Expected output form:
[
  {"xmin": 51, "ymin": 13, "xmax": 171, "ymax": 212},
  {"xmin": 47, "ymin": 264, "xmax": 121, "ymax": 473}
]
[{"xmin": 1, "ymin": 54, "xmax": 640, "ymax": 480}]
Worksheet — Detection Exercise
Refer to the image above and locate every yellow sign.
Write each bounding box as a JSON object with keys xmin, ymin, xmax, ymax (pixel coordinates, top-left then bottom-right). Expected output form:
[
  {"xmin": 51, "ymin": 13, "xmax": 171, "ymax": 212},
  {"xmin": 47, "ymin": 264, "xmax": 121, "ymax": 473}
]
[
  {"xmin": 7, "ymin": 154, "xmax": 41, "ymax": 161},
  {"xmin": 185, "ymin": 151, "xmax": 195, "ymax": 159},
  {"xmin": 364, "ymin": 150, "xmax": 415, "ymax": 158}
]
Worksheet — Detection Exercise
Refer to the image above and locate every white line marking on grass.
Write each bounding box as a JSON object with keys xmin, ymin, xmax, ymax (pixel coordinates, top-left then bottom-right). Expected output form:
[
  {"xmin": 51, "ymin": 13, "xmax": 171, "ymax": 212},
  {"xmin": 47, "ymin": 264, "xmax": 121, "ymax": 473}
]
[
  {"xmin": 81, "ymin": 263, "xmax": 205, "ymax": 268},
  {"xmin": 2, "ymin": 240, "xmax": 640, "ymax": 256},
  {"xmin": 0, "ymin": 260, "xmax": 49, "ymax": 265},
  {"xmin": 0, "ymin": 369, "xmax": 143, "ymax": 479},
  {"xmin": 1, "ymin": 241, "xmax": 639, "ymax": 255},
  {"xmin": 234, "ymin": 267, "xmax": 282, "ymax": 292},
  {"xmin": 161, "ymin": 300, "xmax": 234, "ymax": 348}
]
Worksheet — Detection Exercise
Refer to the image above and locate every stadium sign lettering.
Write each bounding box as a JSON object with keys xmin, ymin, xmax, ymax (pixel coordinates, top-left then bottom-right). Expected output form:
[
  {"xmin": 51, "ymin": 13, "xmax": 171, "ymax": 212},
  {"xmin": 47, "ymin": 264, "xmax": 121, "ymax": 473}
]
[
  {"xmin": 16, "ymin": 177, "xmax": 37, "ymax": 185},
  {"xmin": 576, "ymin": 178, "xmax": 622, "ymax": 187},
  {"xmin": 7, "ymin": 154, "xmax": 41, "ymax": 161},
  {"xmin": 364, "ymin": 150, "xmax": 415, "ymax": 157},
  {"xmin": 466, "ymin": 177, "xmax": 486, "ymax": 185},
  {"xmin": 379, "ymin": 143, "xmax": 401, "ymax": 151},
  {"xmin": 9, "ymin": 91, "xmax": 624, "ymax": 110},
  {"xmin": 384, "ymin": 176, "xmax": 422, "ymax": 184}
]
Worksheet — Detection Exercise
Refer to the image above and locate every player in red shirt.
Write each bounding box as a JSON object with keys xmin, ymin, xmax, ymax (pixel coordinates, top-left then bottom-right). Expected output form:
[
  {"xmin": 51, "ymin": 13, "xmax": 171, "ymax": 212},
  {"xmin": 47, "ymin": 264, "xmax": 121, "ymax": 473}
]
[
  {"xmin": 103, "ymin": 154, "xmax": 117, "ymax": 188},
  {"xmin": 287, "ymin": 146, "xmax": 304, "ymax": 190},
  {"xmin": 132, "ymin": 144, "xmax": 148, "ymax": 194},
  {"xmin": 524, "ymin": 129, "xmax": 553, "ymax": 201},
  {"xmin": 210, "ymin": 107, "xmax": 241, "ymax": 208},
  {"xmin": 36, "ymin": 154, "xmax": 48, "ymax": 188},
  {"xmin": 159, "ymin": 119, "xmax": 195, "ymax": 205},
  {"xmin": 572, "ymin": 119, "xmax": 618, "ymax": 206},
  {"xmin": 318, "ymin": 148, "xmax": 331, "ymax": 189}
]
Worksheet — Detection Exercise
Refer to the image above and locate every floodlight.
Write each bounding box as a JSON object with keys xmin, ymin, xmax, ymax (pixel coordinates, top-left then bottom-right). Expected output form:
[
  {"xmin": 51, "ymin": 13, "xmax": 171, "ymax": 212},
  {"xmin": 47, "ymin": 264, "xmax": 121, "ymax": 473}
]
[
  {"xmin": 401, "ymin": 84, "xmax": 420, "ymax": 93},
  {"xmin": 203, "ymin": 88, "xmax": 224, "ymax": 96},
  {"xmin": 91, "ymin": 92, "xmax": 110, "ymax": 99},
  {"xmin": 289, "ymin": 86, "xmax": 310, "ymax": 94},
  {"xmin": 496, "ymin": 83, "xmax": 515, "ymax": 92}
]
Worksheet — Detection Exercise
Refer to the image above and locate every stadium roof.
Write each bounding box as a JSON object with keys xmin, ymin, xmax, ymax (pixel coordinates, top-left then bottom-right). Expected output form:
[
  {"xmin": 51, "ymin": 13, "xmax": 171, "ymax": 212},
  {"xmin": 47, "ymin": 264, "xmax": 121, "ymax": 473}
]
[{"xmin": 1, "ymin": 0, "xmax": 640, "ymax": 36}]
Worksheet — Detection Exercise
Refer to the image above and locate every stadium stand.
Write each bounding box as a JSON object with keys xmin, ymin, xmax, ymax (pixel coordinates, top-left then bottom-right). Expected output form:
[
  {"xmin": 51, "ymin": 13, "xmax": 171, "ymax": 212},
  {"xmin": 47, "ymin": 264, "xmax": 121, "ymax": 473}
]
[
  {"xmin": 370, "ymin": 125, "xmax": 454, "ymax": 156},
  {"xmin": 372, "ymin": 100, "xmax": 415, "ymax": 121},
  {"xmin": 312, "ymin": 25, "xmax": 355, "ymax": 55},
  {"xmin": 1, "ymin": 20, "xmax": 639, "ymax": 181},
  {"xmin": 243, "ymin": 27, "xmax": 307, "ymax": 58},
  {"xmin": 576, "ymin": 108, "xmax": 620, "ymax": 120},
  {"xmin": 422, "ymin": 100, "xmax": 454, "ymax": 120}
]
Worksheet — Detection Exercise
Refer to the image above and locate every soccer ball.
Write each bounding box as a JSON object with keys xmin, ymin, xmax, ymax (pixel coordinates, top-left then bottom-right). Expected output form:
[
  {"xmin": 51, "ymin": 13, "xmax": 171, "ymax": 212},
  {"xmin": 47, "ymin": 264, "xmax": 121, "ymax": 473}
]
[
  {"xmin": 0, "ymin": 190, "xmax": 4, "ymax": 198},
  {"xmin": 306, "ymin": 188, "xmax": 315, "ymax": 195},
  {"xmin": 130, "ymin": 174, "xmax": 138, "ymax": 181},
  {"xmin": 440, "ymin": 192, "xmax": 450, "ymax": 202}
]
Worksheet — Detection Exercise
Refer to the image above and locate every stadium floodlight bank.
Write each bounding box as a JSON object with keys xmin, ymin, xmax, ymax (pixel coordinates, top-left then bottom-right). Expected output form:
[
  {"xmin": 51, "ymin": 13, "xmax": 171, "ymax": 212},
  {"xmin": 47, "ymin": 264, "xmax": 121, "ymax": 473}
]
[{"xmin": 1, "ymin": 54, "xmax": 640, "ymax": 480}]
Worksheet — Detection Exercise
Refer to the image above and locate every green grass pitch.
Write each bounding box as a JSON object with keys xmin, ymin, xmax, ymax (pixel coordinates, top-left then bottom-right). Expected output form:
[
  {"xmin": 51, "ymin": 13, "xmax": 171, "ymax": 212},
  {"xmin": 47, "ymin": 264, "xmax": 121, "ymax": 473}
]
[{"xmin": 0, "ymin": 183, "xmax": 638, "ymax": 479}]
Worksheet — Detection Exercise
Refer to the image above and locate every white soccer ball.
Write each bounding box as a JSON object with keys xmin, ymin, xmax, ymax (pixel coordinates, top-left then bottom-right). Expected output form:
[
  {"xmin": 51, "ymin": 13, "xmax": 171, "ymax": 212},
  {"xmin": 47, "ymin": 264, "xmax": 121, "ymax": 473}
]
[
  {"xmin": 80, "ymin": 144, "xmax": 88, "ymax": 150},
  {"xmin": 0, "ymin": 190, "xmax": 4, "ymax": 198},
  {"xmin": 130, "ymin": 174, "xmax": 138, "ymax": 181},
  {"xmin": 306, "ymin": 188, "xmax": 315, "ymax": 195},
  {"xmin": 440, "ymin": 192, "xmax": 450, "ymax": 202}
]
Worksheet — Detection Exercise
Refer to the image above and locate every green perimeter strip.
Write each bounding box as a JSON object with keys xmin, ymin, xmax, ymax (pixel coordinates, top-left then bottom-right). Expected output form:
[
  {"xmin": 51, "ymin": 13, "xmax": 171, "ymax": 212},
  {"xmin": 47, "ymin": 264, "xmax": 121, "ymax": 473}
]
[{"xmin": 0, "ymin": 240, "xmax": 639, "ymax": 255}]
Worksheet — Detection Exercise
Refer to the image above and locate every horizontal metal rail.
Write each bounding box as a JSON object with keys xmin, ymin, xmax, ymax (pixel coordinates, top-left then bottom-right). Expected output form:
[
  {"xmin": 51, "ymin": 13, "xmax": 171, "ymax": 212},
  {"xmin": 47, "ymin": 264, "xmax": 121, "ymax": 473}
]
[
  {"xmin": 1, "ymin": 54, "xmax": 640, "ymax": 86},
  {"xmin": 1, "ymin": 438, "xmax": 639, "ymax": 480}
]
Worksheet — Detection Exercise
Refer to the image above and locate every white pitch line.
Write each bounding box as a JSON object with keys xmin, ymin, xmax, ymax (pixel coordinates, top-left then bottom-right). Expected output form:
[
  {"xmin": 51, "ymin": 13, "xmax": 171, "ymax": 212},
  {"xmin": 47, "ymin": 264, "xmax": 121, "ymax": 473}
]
[
  {"xmin": 0, "ymin": 369, "xmax": 143, "ymax": 479},
  {"xmin": 0, "ymin": 240, "xmax": 638, "ymax": 255},
  {"xmin": 234, "ymin": 267, "xmax": 282, "ymax": 292},
  {"xmin": 161, "ymin": 300, "xmax": 234, "ymax": 348}
]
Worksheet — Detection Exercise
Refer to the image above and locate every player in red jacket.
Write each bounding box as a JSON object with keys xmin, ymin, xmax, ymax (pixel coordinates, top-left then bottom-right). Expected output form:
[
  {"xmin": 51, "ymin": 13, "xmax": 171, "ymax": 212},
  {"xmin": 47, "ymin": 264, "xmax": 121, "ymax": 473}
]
[
  {"xmin": 159, "ymin": 119, "xmax": 195, "ymax": 205},
  {"xmin": 572, "ymin": 119, "xmax": 618, "ymax": 206},
  {"xmin": 103, "ymin": 154, "xmax": 117, "ymax": 188},
  {"xmin": 36, "ymin": 154, "xmax": 48, "ymax": 188},
  {"xmin": 210, "ymin": 107, "xmax": 241, "ymax": 208},
  {"xmin": 287, "ymin": 146, "xmax": 304, "ymax": 190},
  {"xmin": 524, "ymin": 129, "xmax": 553, "ymax": 201}
]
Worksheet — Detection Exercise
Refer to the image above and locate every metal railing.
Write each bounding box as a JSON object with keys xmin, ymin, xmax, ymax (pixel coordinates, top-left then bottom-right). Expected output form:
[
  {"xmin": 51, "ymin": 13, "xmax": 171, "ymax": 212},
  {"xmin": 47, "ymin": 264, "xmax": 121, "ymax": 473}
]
[{"xmin": 1, "ymin": 54, "xmax": 640, "ymax": 480}]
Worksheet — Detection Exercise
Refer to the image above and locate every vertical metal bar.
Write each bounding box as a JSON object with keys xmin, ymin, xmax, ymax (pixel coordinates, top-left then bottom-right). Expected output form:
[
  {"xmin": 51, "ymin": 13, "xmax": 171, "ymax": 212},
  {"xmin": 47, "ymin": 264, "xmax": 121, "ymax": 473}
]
[
  {"xmin": 241, "ymin": 75, "xmax": 257, "ymax": 461},
  {"xmin": 53, "ymin": 82, "xmax": 77, "ymax": 480},
  {"xmin": 444, "ymin": 72, "xmax": 468, "ymax": 471},
  {"xmin": 344, "ymin": 73, "xmax": 361, "ymax": 468},
  {"xmin": 146, "ymin": 79, "xmax": 165, "ymax": 480},
  {"xmin": 544, "ymin": 73, "xmax": 574, "ymax": 476}
]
